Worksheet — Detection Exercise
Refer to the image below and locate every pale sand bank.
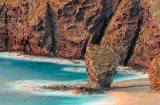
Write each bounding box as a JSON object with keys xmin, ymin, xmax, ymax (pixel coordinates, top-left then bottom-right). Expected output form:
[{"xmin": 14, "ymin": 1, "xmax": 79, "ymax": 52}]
[
  {"xmin": 109, "ymin": 78, "xmax": 160, "ymax": 105},
  {"xmin": 0, "ymin": 52, "xmax": 86, "ymax": 65},
  {"xmin": 0, "ymin": 52, "xmax": 147, "ymax": 74}
]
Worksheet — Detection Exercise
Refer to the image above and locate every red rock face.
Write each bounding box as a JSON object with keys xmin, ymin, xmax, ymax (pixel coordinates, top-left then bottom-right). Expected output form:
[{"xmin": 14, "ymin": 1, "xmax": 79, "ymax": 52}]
[
  {"xmin": 148, "ymin": 54, "xmax": 160, "ymax": 93},
  {"xmin": 49, "ymin": 0, "xmax": 121, "ymax": 58},
  {"xmin": 127, "ymin": 0, "xmax": 160, "ymax": 69},
  {"xmin": 101, "ymin": 0, "xmax": 143, "ymax": 65},
  {"xmin": 100, "ymin": 0, "xmax": 160, "ymax": 69},
  {"xmin": 0, "ymin": 0, "xmax": 160, "ymax": 69},
  {"xmin": 2, "ymin": 1, "xmax": 53, "ymax": 56},
  {"xmin": 0, "ymin": 0, "xmax": 121, "ymax": 58}
]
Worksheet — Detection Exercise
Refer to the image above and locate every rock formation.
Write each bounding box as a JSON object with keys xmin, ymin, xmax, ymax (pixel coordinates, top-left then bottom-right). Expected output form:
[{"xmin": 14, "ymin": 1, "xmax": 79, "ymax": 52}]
[
  {"xmin": 128, "ymin": 0, "xmax": 160, "ymax": 69},
  {"xmin": 0, "ymin": 0, "xmax": 121, "ymax": 58},
  {"xmin": 85, "ymin": 44, "xmax": 120, "ymax": 90},
  {"xmin": 0, "ymin": 0, "xmax": 53, "ymax": 56},
  {"xmin": 0, "ymin": 0, "xmax": 160, "ymax": 69},
  {"xmin": 100, "ymin": 0, "xmax": 160, "ymax": 69},
  {"xmin": 148, "ymin": 54, "xmax": 160, "ymax": 93}
]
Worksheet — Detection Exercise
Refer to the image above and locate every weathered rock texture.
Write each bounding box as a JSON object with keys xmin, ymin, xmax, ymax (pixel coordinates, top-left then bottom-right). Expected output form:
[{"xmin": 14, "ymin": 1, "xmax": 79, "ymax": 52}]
[
  {"xmin": 0, "ymin": 0, "xmax": 160, "ymax": 69},
  {"xmin": 0, "ymin": 0, "xmax": 53, "ymax": 55},
  {"xmin": 128, "ymin": 0, "xmax": 160, "ymax": 69},
  {"xmin": 85, "ymin": 44, "xmax": 120, "ymax": 90},
  {"xmin": 148, "ymin": 54, "xmax": 160, "ymax": 93},
  {"xmin": 0, "ymin": 0, "xmax": 121, "ymax": 58},
  {"xmin": 100, "ymin": 0, "xmax": 160, "ymax": 69},
  {"xmin": 48, "ymin": 0, "xmax": 121, "ymax": 58}
]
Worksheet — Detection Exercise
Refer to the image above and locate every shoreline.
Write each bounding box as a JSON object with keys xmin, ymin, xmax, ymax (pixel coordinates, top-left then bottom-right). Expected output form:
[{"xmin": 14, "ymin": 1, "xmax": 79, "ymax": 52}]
[
  {"xmin": 0, "ymin": 52, "xmax": 86, "ymax": 66},
  {"xmin": 108, "ymin": 92, "xmax": 129, "ymax": 105},
  {"xmin": 0, "ymin": 52, "xmax": 148, "ymax": 74},
  {"xmin": 0, "ymin": 52, "xmax": 152, "ymax": 105},
  {"xmin": 108, "ymin": 78, "xmax": 160, "ymax": 105}
]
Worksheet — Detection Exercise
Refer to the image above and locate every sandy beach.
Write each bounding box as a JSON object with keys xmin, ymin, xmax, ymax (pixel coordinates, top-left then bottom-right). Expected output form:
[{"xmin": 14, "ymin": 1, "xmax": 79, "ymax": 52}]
[{"xmin": 109, "ymin": 78, "xmax": 160, "ymax": 105}]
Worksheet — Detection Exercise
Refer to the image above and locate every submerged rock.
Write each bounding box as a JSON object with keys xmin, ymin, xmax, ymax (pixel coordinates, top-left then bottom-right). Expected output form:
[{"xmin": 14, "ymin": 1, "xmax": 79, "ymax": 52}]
[
  {"xmin": 148, "ymin": 54, "xmax": 160, "ymax": 93},
  {"xmin": 85, "ymin": 44, "xmax": 121, "ymax": 90}
]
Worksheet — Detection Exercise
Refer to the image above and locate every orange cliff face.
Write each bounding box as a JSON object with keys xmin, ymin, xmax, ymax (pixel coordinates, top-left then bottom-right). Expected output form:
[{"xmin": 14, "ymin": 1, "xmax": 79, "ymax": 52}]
[
  {"xmin": 0, "ymin": 0, "xmax": 120, "ymax": 58},
  {"xmin": 148, "ymin": 54, "xmax": 160, "ymax": 93},
  {"xmin": 0, "ymin": 0, "xmax": 53, "ymax": 56},
  {"xmin": 0, "ymin": 0, "xmax": 160, "ymax": 69},
  {"xmin": 100, "ymin": 0, "xmax": 160, "ymax": 69}
]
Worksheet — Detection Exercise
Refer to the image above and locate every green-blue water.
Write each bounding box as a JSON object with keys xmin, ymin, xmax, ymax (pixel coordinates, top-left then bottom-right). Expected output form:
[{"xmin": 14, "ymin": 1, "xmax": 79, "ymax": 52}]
[{"xmin": 0, "ymin": 53, "xmax": 148, "ymax": 105}]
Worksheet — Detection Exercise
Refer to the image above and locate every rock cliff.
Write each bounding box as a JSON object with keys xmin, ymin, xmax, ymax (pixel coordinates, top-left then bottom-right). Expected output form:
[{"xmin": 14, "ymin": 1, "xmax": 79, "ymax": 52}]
[
  {"xmin": 0, "ymin": 0, "xmax": 121, "ymax": 58},
  {"xmin": 85, "ymin": 44, "xmax": 120, "ymax": 90},
  {"xmin": 0, "ymin": 0, "xmax": 160, "ymax": 69},
  {"xmin": 101, "ymin": 0, "xmax": 160, "ymax": 69},
  {"xmin": 148, "ymin": 54, "xmax": 160, "ymax": 93}
]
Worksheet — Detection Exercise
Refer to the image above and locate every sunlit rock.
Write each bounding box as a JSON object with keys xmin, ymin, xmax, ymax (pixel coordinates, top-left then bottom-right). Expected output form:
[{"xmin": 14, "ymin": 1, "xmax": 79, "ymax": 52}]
[
  {"xmin": 85, "ymin": 44, "xmax": 121, "ymax": 90},
  {"xmin": 148, "ymin": 54, "xmax": 160, "ymax": 93}
]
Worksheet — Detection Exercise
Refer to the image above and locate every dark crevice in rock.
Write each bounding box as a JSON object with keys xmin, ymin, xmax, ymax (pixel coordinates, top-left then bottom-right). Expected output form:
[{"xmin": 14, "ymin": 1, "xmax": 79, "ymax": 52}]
[
  {"xmin": 4, "ymin": 7, "xmax": 8, "ymax": 50},
  {"xmin": 96, "ymin": 13, "xmax": 114, "ymax": 45},
  {"xmin": 115, "ymin": 0, "xmax": 122, "ymax": 11},
  {"xmin": 75, "ymin": 9, "xmax": 84, "ymax": 22},
  {"xmin": 38, "ymin": 26, "xmax": 45, "ymax": 31},
  {"xmin": 5, "ymin": 38, "xmax": 8, "ymax": 50},
  {"xmin": 81, "ymin": 0, "xmax": 123, "ymax": 55},
  {"xmin": 94, "ymin": 0, "xmax": 122, "ymax": 45},
  {"xmin": 23, "ymin": 40, "xmax": 29, "ymax": 51},
  {"xmin": 124, "ymin": 19, "xmax": 143, "ymax": 66},
  {"xmin": 80, "ymin": 40, "xmax": 89, "ymax": 58},
  {"xmin": 47, "ymin": 3, "xmax": 56, "ymax": 56}
]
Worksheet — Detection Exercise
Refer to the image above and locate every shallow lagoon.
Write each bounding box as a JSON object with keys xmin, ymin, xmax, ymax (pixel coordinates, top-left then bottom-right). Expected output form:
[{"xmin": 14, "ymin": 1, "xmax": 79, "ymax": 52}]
[{"xmin": 0, "ymin": 53, "xmax": 148, "ymax": 105}]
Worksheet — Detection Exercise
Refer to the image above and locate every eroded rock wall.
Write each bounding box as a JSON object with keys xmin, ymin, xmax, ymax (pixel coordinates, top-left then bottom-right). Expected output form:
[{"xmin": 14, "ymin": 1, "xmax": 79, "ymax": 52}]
[
  {"xmin": 101, "ymin": 0, "xmax": 143, "ymax": 65},
  {"xmin": 100, "ymin": 0, "xmax": 160, "ymax": 69},
  {"xmin": 127, "ymin": 0, "xmax": 160, "ymax": 69},
  {"xmin": 0, "ymin": 0, "xmax": 160, "ymax": 69},
  {"xmin": 48, "ymin": 0, "xmax": 121, "ymax": 58},
  {"xmin": 0, "ymin": 0, "xmax": 121, "ymax": 58},
  {"xmin": 148, "ymin": 54, "xmax": 160, "ymax": 93},
  {"xmin": 0, "ymin": 0, "xmax": 53, "ymax": 55}
]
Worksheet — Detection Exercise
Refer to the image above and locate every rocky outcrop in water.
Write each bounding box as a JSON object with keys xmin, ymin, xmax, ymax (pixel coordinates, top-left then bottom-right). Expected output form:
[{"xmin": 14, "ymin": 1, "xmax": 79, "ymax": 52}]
[
  {"xmin": 148, "ymin": 54, "xmax": 160, "ymax": 93},
  {"xmin": 85, "ymin": 44, "xmax": 120, "ymax": 90},
  {"xmin": 0, "ymin": 0, "xmax": 160, "ymax": 69}
]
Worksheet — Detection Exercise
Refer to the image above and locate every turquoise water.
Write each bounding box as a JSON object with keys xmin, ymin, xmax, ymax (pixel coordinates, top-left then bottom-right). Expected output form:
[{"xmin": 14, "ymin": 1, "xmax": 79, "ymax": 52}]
[{"xmin": 0, "ymin": 53, "xmax": 148, "ymax": 105}]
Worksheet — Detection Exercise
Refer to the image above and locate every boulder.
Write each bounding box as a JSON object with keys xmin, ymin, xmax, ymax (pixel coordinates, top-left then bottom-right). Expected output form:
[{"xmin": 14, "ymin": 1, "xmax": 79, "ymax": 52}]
[
  {"xmin": 148, "ymin": 54, "xmax": 160, "ymax": 93},
  {"xmin": 85, "ymin": 44, "xmax": 121, "ymax": 90}
]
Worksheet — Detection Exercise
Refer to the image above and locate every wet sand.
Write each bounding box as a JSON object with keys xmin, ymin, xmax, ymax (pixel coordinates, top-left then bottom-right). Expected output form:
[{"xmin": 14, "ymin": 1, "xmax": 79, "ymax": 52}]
[{"xmin": 109, "ymin": 78, "xmax": 160, "ymax": 105}]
